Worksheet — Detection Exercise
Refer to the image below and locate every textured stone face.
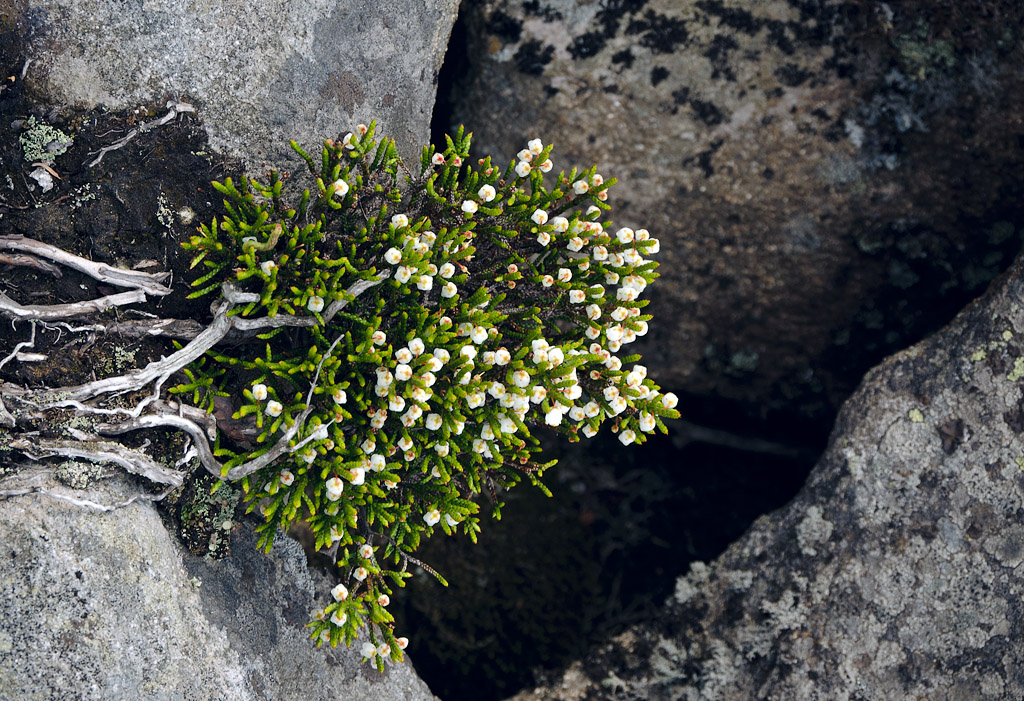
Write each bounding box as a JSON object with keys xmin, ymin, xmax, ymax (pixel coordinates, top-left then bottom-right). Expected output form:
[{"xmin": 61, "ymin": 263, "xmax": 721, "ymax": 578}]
[
  {"xmin": 450, "ymin": 0, "xmax": 1024, "ymax": 421},
  {"xmin": 18, "ymin": 0, "xmax": 459, "ymax": 169},
  {"xmin": 509, "ymin": 252, "xmax": 1024, "ymax": 699},
  {"xmin": 0, "ymin": 471, "xmax": 438, "ymax": 701}
]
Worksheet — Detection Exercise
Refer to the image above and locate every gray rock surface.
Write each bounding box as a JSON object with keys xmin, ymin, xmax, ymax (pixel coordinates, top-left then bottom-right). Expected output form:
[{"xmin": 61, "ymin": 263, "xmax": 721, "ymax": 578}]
[
  {"xmin": 0, "ymin": 468, "xmax": 437, "ymax": 701},
  {"xmin": 509, "ymin": 252, "xmax": 1024, "ymax": 699},
  {"xmin": 15, "ymin": 0, "xmax": 459, "ymax": 169},
  {"xmin": 450, "ymin": 0, "xmax": 1024, "ymax": 421}
]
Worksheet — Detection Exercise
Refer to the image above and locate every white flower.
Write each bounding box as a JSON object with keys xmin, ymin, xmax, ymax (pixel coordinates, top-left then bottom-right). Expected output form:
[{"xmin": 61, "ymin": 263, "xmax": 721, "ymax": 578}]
[
  {"xmin": 480, "ymin": 423, "xmax": 495, "ymax": 441},
  {"xmin": 551, "ymin": 216, "xmax": 569, "ymax": 232},
  {"xmin": 251, "ymin": 383, "xmax": 268, "ymax": 401},
  {"xmin": 369, "ymin": 454, "xmax": 386, "ymax": 472},
  {"xmin": 548, "ymin": 348, "xmax": 564, "ymax": 366},
  {"xmin": 541, "ymin": 275, "xmax": 554, "ymax": 287},
  {"xmin": 531, "ymin": 209, "xmax": 548, "ymax": 225},
  {"xmin": 361, "ymin": 642, "xmax": 377, "ymax": 658},
  {"xmin": 406, "ymin": 338, "xmax": 424, "ymax": 356},
  {"xmin": 389, "ymin": 396, "xmax": 406, "ymax": 414},
  {"xmin": 439, "ymin": 262, "xmax": 456, "ymax": 278},
  {"xmin": 567, "ymin": 237, "xmax": 584, "ymax": 252},
  {"xmin": 585, "ymin": 325, "xmax": 601, "ymax": 339},
  {"xmin": 342, "ymin": 132, "xmax": 355, "ymax": 149},
  {"xmin": 384, "ymin": 247, "xmax": 402, "ymax": 265},
  {"xmin": 586, "ymin": 205, "xmax": 601, "ymax": 216},
  {"xmin": 349, "ymin": 467, "xmax": 366, "ymax": 486},
  {"xmin": 471, "ymin": 325, "xmax": 488, "ymax": 344},
  {"xmin": 265, "ymin": 400, "xmax": 283, "ymax": 417},
  {"xmin": 557, "ymin": 268, "xmax": 572, "ymax": 283},
  {"xmin": 591, "ymin": 173, "xmax": 604, "ymax": 186},
  {"xmin": 618, "ymin": 429, "xmax": 637, "ymax": 446},
  {"xmin": 538, "ymin": 159, "xmax": 553, "ymax": 173},
  {"xmin": 331, "ymin": 609, "xmax": 348, "ymax": 627},
  {"xmin": 279, "ymin": 470, "xmax": 294, "ymax": 486},
  {"xmin": 639, "ymin": 413, "xmax": 656, "ymax": 432},
  {"xmin": 377, "ymin": 594, "xmax": 390, "ymax": 607},
  {"xmin": 536, "ymin": 231, "xmax": 551, "ymax": 246},
  {"xmin": 512, "ymin": 369, "xmax": 531, "ymax": 387},
  {"xmin": 332, "ymin": 583, "xmax": 349, "ymax": 601},
  {"xmin": 425, "ymin": 413, "xmax": 443, "ymax": 430},
  {"xmin": 582, "ymin": 424, "xmax": 598, "ymax": 438},
  {"xmin": 395, "ymin": 364, "xmax": 413, "ymax": 382},
  {"xmin": 592, "ymin": 246, "xmax": 608, "ymax": 261},
  {"xmin": 333, "ymin": 179, "xmax": 350, "ymax": 197},
  {"xmin": 424, "ymin": 509, "xmax": 441, "ymax": 526},
  {"xmin": 518, "ymin": 148, "xmax": 533, "ymax": 162},
  {"xmin": 417, "ymin": 275, "xmax": 433, "ymax": 291},
  {"xmin": 528, "ymin": 138, "xmax": 543, "ymax": 156},
  {"xmin": 616, "ymin": 227, "xmax": 634, "ymax": 244},
  {"xmin": 431, "ymin": 152, "xmax": 446, "ymax": 165},
  {"xmin": 572, "ymin": 180, "xmax": 589, "ymax": 195},
  {"xmin": 433, "ymin": 348, "xmax": 451, "ymax": 365},
  {"xmin": 395, "ymin": 266, "xmax": 414, "ymax": 284},
  {"xmin": 434, "ymin": 442, "xmax": 450, "ymax": 456},
  {"xmin": 260, "ymin": 260, "xmax": 277, "ymax": 275},
  {"xmin": 478, "ymin": 184, "xmax": 496, "ymax": 202},
  {"xmin": 611, "ymin": 307, "xmax": 628, "ymax": 322},
  {"xmin": 397, "ymin": 637, "xmax": 409, "ymax": 650},
  {"xmin": 494, "ymin": 348, "xmax": 511, "ymax": 365},
  {"xmin": 609, "ymin": 395, "xmax": 628, "ymax": 415},
  {"xmin": 332, "ymin": 388, "xmax": 347, "ymax": 405},
  {"xmin": 530, "ymin": 386, "xmax": 547, "ymax": 404},
  {"xmin": 460, "ymin": 345, "xmax": 478, "ymax": 360},
  {"xmin": 354, "ymin": 567, "xmax": 368, "ymax": 581},
  {"xmin": 461, "ymin": 200, "xmax": 478, "ymax": 214},
  {"xmin": 445, "ymin": 513, "xmax": 459, "ymax": 527},
  {"xmin": 371, "ymin": 330, "xmax": 387, "ymax": 346},
  {"xmin": 515, "ymin": 161, "xmax": 532, "ymax": 178},
  {"xmin": 545, "ymin": 408, "xmax": 563, "ymax": 426},
  {"xmin": 391, "ymin": 214, "xmax": 409, "ymax": 229},
  {"xmin": 325, "ymin": 477, "xmax": 345, "ymax": 501},
  {"xmin": 307, "ymin": 296, "xmax": 325, "ymax": 313},
  {"xmin": 586, "ymin": 304, "xmax": 601, "ymax": 320},
  {"xmin": 662, "ymin": 392, "xmax": 679, "ymax": 409}
]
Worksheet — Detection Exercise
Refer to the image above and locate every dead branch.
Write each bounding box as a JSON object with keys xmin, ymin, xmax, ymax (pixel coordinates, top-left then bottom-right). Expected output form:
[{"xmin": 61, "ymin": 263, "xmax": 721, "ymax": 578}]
[
  {"xmin": 10, "ymin": 436, "xmax": 183, "ymax": 487},
  {"xmin": 0, "ymin": 252, "xmax": 62, "ymax": 276},
  {"xmin": 0, "ymin": 288, "xmax": 148, "ymax": 321},
  {"xmin": 88, "ymin": 101, "xmax": 195, "ymax": 168},
  {"xmin": 0, "ymin": 235, "xmax": 172, "ymax": 296}
]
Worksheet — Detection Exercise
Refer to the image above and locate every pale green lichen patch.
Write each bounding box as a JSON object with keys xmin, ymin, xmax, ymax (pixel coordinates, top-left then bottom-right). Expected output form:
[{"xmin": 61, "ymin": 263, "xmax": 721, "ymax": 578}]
[
  {"xmin": 19, "ymin": 116, "xmax": 72, "ymax": 164},
  {"xmin": 1009, "ymin": 358, "xmax": 1024, "ymax": 383},
  {"xmin": 55, "ymin": 459, "xmax": 110, "ymax": 489},
  {"xmin": 969, "ymin": 348, "xmax": 987, "ymax": 362},
  {"xmin": 908, "ymin": 408, "xmax": 925, "ymax": 423}
]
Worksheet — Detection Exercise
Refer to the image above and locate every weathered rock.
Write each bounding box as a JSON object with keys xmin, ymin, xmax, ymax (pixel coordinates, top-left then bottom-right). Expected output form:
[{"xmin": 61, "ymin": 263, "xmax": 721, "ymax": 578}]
[
  {"xmin": 508, "ymin": 252, "xmax": 1024, "ymax": 699},
  {"xmin": 450, "ymin": 0, "xmax": 1024, "ymax": 422},
  {"xmin": 0, "ymin": 468, "xmax": 437, "ymax": 701},
  {"xmin": 14, "ymin": 0, "xmax": 459, "ymax": 169}
]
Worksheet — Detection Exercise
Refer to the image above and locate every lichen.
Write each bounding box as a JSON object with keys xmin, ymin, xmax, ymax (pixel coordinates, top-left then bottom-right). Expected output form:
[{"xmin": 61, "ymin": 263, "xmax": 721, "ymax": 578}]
[
  {"xmin": 19, "ymin": 116, "xmax": 72, "ymax": 164},
  {"xmin": 55, "ymin": 459, "xmax": 110, "ymax": 489}
]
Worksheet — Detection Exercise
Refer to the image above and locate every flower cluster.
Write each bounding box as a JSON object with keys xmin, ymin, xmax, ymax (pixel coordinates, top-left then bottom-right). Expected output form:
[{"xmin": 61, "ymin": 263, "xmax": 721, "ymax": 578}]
[{"xmin": 178, "ymin": 123, "xmax": 679, "ymax": 671}]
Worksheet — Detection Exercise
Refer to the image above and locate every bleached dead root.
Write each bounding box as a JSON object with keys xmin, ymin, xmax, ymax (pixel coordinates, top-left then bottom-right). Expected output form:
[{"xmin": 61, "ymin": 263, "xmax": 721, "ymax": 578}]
[{"xmin": 0, "ymin": 237, "xmax": 384, "ymax": 503}]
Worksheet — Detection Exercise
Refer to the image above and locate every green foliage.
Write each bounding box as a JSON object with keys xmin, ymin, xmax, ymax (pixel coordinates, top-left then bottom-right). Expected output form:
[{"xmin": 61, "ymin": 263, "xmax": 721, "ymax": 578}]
[{"xmin": 177, "ymin": 122, "xmax": 680, "ymax": 669}]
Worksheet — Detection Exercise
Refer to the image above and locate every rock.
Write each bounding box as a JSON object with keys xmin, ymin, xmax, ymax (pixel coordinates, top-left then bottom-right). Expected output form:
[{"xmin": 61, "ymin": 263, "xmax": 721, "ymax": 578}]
[
  {"xmin": 0, "ymin": 468, "xmax": 437, "ymax": 701},
  {"xmin": 15, "ymin": 0, "xmax": 460, "ymax": 169},
  {"xmin": 449, "ymin": 0, "xmax": 1024, "ymax": 422},
  {"xmin": 508, "ymin": 252, "xmax": 1024, "ymax": 699}
]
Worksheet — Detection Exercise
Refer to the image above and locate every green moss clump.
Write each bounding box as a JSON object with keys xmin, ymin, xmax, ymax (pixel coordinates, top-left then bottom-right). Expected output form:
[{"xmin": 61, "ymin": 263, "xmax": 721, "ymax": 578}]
[{"xmin": 19, "ymin": 116, "xmax": 72, "ymax": 164}]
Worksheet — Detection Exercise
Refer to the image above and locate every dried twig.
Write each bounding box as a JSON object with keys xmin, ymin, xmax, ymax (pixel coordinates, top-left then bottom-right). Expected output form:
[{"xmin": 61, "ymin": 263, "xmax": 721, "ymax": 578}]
[
  {"xmin": 88, "ymin": 101, "xmax": 195, "ymax": 168},
  {"xmin": 10, "ymin": 436, "xmax": 183, "ymax": 487}
]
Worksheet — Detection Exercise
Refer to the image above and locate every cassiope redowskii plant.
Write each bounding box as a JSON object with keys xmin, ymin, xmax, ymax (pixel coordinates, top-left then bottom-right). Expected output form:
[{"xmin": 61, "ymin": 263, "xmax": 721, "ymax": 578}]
[{"xmin": 177, "ymin": 122, "xmax": 680, "ymax": 670}]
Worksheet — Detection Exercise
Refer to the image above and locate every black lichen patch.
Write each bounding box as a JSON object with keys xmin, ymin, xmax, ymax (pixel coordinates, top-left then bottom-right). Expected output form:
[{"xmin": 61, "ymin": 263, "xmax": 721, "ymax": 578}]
[
  {"xmin": 651, "ymin": 66, "xmax": 670, "ymax": 86},
  {"xmin": 705, "ymin": 34, "xmax": 740, "ymax": 80},
  {"xmin": 690, "ymin": 98, "xmax": 726, "ymax": 126},
  {"xmin": 695, "ymin": 0, "xmax": 760, "ymax": 35},
  {"xmin": 625, "ymin": 9, "xmax": 689, "ymax": 54},
  {"xmin": 514, "ymin": 39, "xmax": 554, "ymax": 75},
  {"xmin": 611, "ymin": 48, "xmax": 635, "ymax": 70},
  {"xmin": 569, "ymin": 0, "xmax": 648, "ymax": 60},
  {"xmin": 683, "ymin": 138, "xmax": 724, "ymax": 178},
  {"xmin": 775, "ymin": 62, "xmax": 814, "ymax": 87},
  {"xmin": 485, "ymin": 9, "xmax": 523, "ymax": 43},
  {"xmin": 522, "ymin": 0, "xmax": 563, "ymax": 22}
]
